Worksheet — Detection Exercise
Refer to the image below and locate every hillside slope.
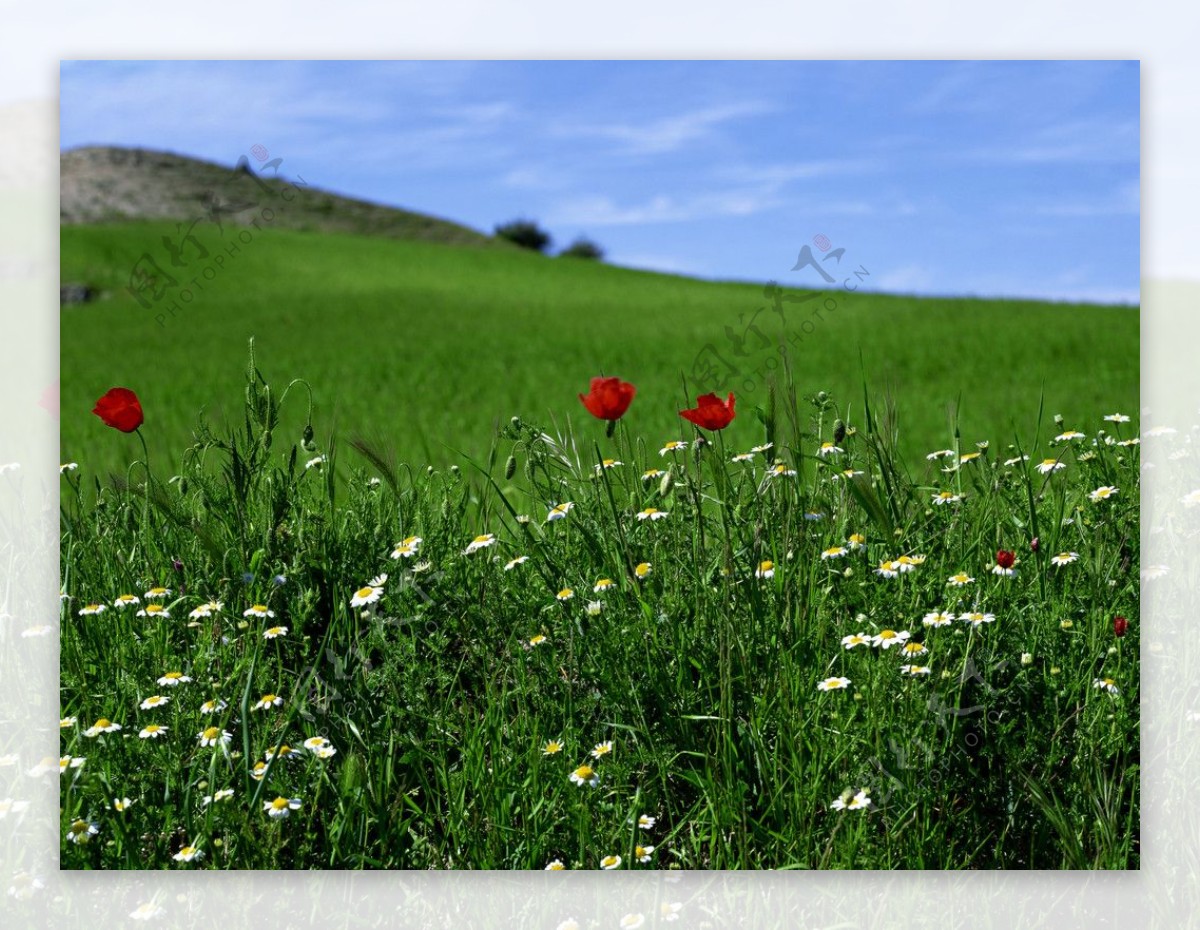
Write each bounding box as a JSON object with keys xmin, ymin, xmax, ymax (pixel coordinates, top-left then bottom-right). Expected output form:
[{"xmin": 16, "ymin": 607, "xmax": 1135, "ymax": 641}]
[
  {"xmin": 60, "ymin": 145, "xmax": 506, "ymax": 247},
  {"xmin": 60, "ymin": 221, "xmax": 1140, "ymax": 480}
]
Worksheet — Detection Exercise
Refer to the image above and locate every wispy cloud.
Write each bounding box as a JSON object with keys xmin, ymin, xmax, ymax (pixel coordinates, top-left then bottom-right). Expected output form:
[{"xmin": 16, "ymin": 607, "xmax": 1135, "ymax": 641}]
[
  {"xmin": 877, "ymin": 264, "xmax": 936, "ymax": 293},
  {"xmin": 1031, "ymin": 180, "xmax": 1140, "ymax": 217},
  {"xmin": 499, "ymin": 165, "xmax": 573, "ymax": 191},
  {"xmin": 545, "ymin": 190, "xmax": 779, "ymax": 226},
  {"xmin": 716, "ymin": 158, "xmax": 883, "ymax": 189},
  {"xmin": 549, "ymin": 101, "xmax": 772, "ymax": 155},
  {"xmin": 607, "ymin": 252, "xmax": 706, "ymax": 277},
  {"xmin": 956, "ymin": 118, "xmax": 1139, "ymax": 165}
]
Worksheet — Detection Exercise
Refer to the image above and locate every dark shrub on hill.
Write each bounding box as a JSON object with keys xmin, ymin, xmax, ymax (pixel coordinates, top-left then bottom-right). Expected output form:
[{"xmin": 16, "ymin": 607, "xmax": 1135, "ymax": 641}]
[
  {"xmin": 495, "ymin": 218, "xmax": 552, "ymax": 253},
  {"xmin": 560, "ymin": 237, "xmax": 605, "ymax": 261}
]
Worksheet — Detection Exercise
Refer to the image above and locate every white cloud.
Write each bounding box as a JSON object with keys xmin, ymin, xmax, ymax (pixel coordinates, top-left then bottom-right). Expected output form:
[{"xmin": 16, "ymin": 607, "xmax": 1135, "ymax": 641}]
[
  {"xmin": 1032, "ymin": 180, "xmax": 1140, "ymax": 217},
  {"xmin": 545, "ymin": 190, "xmax": 778, "ymax": 226},
  {"xmin": 957, "ymin": 118, "xmax": 1139, "ymax": 165},
  {"xmin": 716, "ymin": 158, "xmax": 883, "ymax": 189},
  {"xmin": 877, "ymin": 264, "xmax": 935, "ymax": 293},
  {"xmin": 499, "ymin": 166, "xmax": 571, "ymax": 191},
  {"xmin": 607, "ymin": 252, "xmax": 705, "ymax": 277},
  {"xmin": 549, "ymin": 101, "xmax": 772, "ymax": 155}
]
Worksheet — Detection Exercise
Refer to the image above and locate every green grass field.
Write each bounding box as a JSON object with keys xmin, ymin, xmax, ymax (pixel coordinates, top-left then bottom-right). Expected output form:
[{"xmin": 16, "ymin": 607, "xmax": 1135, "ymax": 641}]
[
  {"xmin": 59, "ymin": 349, "xmax": 1139, "ymax": 869},
  {"xmin": 61, "ymin": 223, "xmax": 1138, "ymax": 483},
  {"xmin": 59, "ymin": 223, "xmax": 1140, "ymax": 869}
]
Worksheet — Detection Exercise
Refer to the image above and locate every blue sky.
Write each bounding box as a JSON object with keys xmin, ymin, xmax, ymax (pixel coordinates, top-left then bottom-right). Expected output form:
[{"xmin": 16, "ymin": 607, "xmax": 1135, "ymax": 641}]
[{"xmin": 60, "ymin": 60, "xmax": 1139, "ymax": 304}]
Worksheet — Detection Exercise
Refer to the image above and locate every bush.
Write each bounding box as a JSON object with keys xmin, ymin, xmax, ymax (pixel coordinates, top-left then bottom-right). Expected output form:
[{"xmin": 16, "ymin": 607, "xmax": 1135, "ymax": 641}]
[
  {"xmin": 559, "ymin": 237, "xmax": 605, "ymax": 261},
  {"xmin": 494, "ymin": 218, "xmax": 552, "ymax": 253}
]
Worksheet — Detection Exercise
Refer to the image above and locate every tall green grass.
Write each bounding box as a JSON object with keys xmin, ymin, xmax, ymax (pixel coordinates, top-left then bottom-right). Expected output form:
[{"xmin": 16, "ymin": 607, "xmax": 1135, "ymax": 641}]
[{"xmin": 59, "ymin": 346, "xmax": 1139, "ymax": 869}]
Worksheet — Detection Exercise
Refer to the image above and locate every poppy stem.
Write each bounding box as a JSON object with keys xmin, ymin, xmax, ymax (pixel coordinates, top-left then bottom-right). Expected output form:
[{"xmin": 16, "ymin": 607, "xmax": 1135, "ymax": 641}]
[{"xmin": 134, "ymin": 426, "xmax": 152, "ymax": 533}]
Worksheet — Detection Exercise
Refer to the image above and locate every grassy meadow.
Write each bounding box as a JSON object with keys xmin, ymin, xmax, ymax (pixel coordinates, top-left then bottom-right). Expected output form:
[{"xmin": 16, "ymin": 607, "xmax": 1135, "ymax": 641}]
[
  {"xmin": 59, "ymin": 347, "xmax": 1139, "ymax": 869},
  {"xmin": 61, "ymin": 222, "xmax": 1138, "ymax": 482},
  {"xmin": 59, "ymin": 223, "xmax": 1139, "ymax": 869}
]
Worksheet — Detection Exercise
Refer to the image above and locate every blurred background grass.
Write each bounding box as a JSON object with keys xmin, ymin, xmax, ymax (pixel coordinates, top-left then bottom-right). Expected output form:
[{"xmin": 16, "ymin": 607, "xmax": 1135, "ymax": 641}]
[{"xmin": 61, "ymin": 222, "xmax": 1139, "ymax": 480}]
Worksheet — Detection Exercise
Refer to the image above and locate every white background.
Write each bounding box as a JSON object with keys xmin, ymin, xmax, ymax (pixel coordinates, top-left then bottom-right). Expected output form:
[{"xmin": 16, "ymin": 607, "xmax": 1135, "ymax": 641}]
[{"xmin": 1, "ymin": 2, "xmax": 1195, "ymax": 927}]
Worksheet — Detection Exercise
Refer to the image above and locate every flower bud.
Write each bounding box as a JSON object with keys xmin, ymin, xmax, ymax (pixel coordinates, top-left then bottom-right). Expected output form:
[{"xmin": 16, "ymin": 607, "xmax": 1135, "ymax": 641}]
[
  {"xmin": 504, "ymin": 455, "xmax": 517, "ymax": 480},
  {"xmin": 1113, "ymin": 615, "xmax": 1128, "ymax": 637}
]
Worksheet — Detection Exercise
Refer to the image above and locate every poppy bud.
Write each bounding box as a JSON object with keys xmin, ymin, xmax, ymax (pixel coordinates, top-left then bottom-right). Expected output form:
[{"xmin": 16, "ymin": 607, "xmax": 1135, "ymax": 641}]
[
  {"xmin": 301, "ymin": 423, "xmax": 316, "ymax": 452},
  {"xmin": 1113, "ymin": 616, "xmax": 1128, "ymax": 637},
  {"xmin": 833, "ymin": 419, "xmax": 846, "ymax": 444},
  {"xmin": 1030, "ymin": 537, "xmax": 1039, "ymax": 552},
  {"xmin": 996, "ymin": 549, "xmax": 1016, "ymax": 569},
  {"xmin": 658, "ymin": 470, "xmax": 674, "ymax": 498},
  {"xmin": 504, "ymin": 455, "xmax": 517, "ymax": 480}
]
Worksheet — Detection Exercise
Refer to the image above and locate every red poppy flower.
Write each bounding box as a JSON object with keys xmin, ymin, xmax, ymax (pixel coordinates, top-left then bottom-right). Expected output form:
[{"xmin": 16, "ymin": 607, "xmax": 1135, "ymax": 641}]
[
  {"xmin": 92, "ymin": 387, "xmax": 144, "ymax": 433},
  {"xmin": 995, "ymin": 549, "xmax": 1016, "ymax": 569},
  {"xmin": 1113, "ymin": 615, "xmax": 1128, "ymax": 638},
  {"xmin": 578, "ymin": 377, "xmax": 636, "ymax": 421},
  {"xmin": 680, "ymin": 392, "xmax": 736, "ymax": 431},
  {"xmin": 1029, "ymin": 537, "xmax": 1040, "ymax": 553}
]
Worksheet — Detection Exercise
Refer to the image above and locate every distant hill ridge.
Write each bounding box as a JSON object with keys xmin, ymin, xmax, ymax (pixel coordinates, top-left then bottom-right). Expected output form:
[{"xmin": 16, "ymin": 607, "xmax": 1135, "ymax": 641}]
[{"xmin": 60, "ymin": 145, "xmax": 507, "ymax": 248}]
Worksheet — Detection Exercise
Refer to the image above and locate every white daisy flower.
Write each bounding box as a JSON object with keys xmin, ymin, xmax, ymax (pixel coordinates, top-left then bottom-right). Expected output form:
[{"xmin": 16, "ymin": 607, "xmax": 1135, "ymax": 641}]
[
  {"xmin": 546, "ymin": 502, "xmax": 575, "ymax": 522},
  {"xmin": 264, "ymin": 796, "xmax": 302, "ymax": 818},
  {"xmin": 871, "ymin": 629, "xmax": 911, "ymax": 649},
  {"xmin": 350, "ymin": 574, "xmax": 387, "ymax": 608},
  {"xmin": 464, "ymin": 533, "xmax": 497, "ymax": 553}
]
